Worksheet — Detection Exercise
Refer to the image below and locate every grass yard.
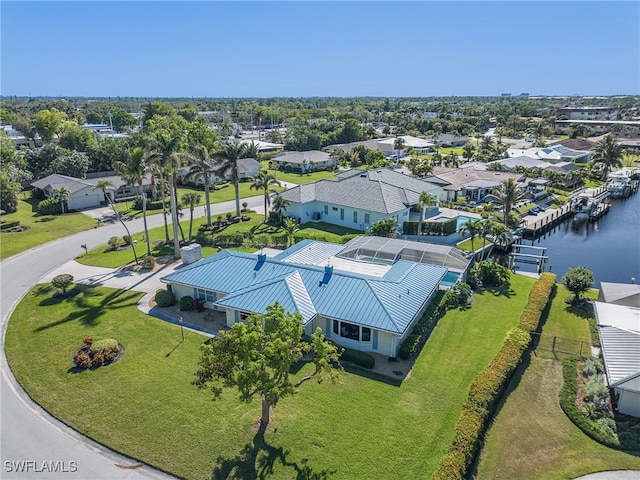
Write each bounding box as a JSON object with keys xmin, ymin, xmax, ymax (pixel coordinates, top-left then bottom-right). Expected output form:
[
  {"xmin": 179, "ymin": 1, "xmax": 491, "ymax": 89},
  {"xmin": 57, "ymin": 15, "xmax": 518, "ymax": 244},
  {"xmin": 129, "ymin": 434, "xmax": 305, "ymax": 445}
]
[
  {"xmin": 475, "ymin": 286, "xmax": 640, "ymax": 479},
  {"xmin": 261, "ymin": 161, "xmax": 338, "ymax": 184},
  {"xmin": 115, "ymin": 183, "xmax": 283, "ymax": 219},
  {"xmin": 5, "ymin": 275, "xmax": 536, "ymax": 479},
  {"xmin": 437, "ymin": 147, "xmax": 464, "ymax": 156},
  {"xmin": 0, "ymin": 195, "xmax": 97, "ymax": 260},
  {"xmin": 77, "ymin": 212, "xmax": 360, "ymax": 268}
]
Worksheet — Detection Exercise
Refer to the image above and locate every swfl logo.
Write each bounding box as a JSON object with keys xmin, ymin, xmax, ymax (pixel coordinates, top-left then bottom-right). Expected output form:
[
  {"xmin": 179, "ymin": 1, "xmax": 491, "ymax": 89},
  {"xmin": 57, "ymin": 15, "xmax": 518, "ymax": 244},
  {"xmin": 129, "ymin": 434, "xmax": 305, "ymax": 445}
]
[{"xmin": 4, "ymin": 460, "xmax": 78, "ymax": 473}]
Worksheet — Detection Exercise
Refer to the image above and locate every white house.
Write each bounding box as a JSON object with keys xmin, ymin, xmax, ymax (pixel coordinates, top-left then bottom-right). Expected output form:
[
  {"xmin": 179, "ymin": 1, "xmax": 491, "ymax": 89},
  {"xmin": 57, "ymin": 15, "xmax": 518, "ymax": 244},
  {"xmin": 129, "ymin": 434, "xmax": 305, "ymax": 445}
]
[
  {"xmin": 279, "ymin": 168, "xmax": 442, "ymax": 232},
  {"xmin": 594, "ymin": 282, "xmax": 640, "ymax": 418},
  {"xmin": 178, "ymin": 158, "xmax": 262, "ymax": 185},
  {"xmin": 160, "ymin": 237, "xmax": 470, "ymax": 357},
  {"xmin": 270, "ymin": 150, "xmax": 336, "ymax": 173}
]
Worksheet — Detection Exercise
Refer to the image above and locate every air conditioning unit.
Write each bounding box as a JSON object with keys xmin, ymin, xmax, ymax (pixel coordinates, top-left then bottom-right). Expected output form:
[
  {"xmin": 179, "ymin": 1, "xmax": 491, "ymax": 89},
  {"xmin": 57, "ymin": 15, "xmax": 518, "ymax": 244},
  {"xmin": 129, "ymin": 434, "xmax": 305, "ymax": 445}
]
[{"xmin": 312, "ymin": 212, "xmax": 321, "ymax": 220}]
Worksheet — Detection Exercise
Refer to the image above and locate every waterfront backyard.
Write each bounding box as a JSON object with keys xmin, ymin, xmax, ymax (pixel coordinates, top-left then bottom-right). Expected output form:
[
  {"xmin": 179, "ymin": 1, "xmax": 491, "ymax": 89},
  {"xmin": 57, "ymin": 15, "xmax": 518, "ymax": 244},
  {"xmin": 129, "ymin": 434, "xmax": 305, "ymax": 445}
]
[{"xmin": 7, "ymin": 276, "xmax": 538, "ymax": 479}]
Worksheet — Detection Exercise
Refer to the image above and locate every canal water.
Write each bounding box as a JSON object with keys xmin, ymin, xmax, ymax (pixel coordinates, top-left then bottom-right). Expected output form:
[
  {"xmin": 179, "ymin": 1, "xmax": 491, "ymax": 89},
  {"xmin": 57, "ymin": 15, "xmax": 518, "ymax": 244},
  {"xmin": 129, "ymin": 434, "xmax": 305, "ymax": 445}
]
[{"xmin": 512, "ymin": 191, "xmax": 640, "ymax": 285}]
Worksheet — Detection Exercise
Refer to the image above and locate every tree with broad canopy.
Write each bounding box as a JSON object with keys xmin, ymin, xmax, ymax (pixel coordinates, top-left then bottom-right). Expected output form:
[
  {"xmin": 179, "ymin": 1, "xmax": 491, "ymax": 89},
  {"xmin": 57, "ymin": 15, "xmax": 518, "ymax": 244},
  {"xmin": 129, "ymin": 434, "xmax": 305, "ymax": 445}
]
[{"xmin": 193, "ymin": 302, "xmax": 341, "ymax": 431}]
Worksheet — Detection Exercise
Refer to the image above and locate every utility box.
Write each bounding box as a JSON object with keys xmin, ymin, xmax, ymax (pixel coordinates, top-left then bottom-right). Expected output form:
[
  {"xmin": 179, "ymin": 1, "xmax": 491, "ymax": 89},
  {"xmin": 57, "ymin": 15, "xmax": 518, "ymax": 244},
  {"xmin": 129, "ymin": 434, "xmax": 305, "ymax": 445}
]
[{"xmin": 181, "ymin": 243, "xmax": 203, "ymax": 265}]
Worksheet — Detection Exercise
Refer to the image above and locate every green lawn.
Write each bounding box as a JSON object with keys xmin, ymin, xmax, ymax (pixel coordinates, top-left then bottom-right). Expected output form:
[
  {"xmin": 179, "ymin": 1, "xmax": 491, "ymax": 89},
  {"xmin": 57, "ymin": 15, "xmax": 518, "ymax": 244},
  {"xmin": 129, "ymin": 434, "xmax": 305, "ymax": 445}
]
[
  {"xmin": 115, "ymin": 183, "xmax": 283, "ymax": 219},
  {"xmin": 0, "ymin": 195, "xmax": 97, "ymax": 260},
  {"xmin": 77, "ymin": 212, "xmax": 360, "ymax": 268},
  {"xmin": 437, "ymin": 147, "xmax": 464, "ymax": 156},
  {"xmin": 475, "ymin": 286, "xmax": 640, "ymax": 479},
  {"xmin": 261, "ymin": 161, "xmax": 338, "ymax": 184},
  {"xmin": 5, "ymin": 275, "xmax": 536, "ymax": 479}
]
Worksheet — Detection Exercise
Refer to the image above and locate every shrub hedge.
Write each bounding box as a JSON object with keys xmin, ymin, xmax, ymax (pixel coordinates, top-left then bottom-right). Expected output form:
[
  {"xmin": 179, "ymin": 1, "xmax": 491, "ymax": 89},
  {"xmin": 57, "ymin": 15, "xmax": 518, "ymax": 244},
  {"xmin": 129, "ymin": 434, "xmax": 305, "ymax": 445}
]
[
  {"xmin": 398, "ymin": 291, "xmax": 445, "ymax": 360},
  {"xmin": 340, "ymin": 347, "xmax": 375, "ymax": 369},
  {"xmin": 155, "ymin": 289, "xmax": 176, "ymax": 307},
  {"xmin": 433, "ymin": 272, "xmax": 556, "ymax": 480},
  {"xmin": 560, "ymin": 356, "xmax": 620, "ymax": 448},
  {"xmin": 180, "ymin": 296, "xmax": 194, "ymax": 311},
  {"xmin": 38, "ymin": 198, "xmax": 62, "ymax": 215}
]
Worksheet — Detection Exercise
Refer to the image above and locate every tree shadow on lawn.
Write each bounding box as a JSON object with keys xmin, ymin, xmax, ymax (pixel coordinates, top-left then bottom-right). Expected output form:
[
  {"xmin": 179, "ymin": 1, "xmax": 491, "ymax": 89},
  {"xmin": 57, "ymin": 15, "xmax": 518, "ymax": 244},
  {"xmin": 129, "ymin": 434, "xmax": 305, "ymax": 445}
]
[
  {"xmin": 477, "ymin": 282, "xmax": 516, "ymax": 299},
  {"xmin": 34, "ymin": 285, "xmax": 141, "ymax": 332},
  {"xmin": 564, "ymin": 300, "xmax": 594, "ymax": 320},
  {"xmin": 211, "ymin": 428, "xmax": 335, "ymax": 480}
]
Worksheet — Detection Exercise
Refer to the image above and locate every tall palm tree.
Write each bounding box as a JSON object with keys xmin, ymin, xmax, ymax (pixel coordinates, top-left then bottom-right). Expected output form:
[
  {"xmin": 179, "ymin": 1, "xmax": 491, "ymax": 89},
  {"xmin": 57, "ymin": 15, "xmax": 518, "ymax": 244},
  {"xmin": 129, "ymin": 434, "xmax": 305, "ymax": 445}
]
[
  {"xmin": 114, "ymin": 146, "xmax": 151, "ymax": 256},
  {"xmin": 592, "ymin": 134, "xmax": 623, "ymax": 180},
  {"xmin": 458, "ymin": 218, "xmax": 480, "ymax": 262},
  {"xmin": 393, "ymin": 137, "xmax": 405, "ymax": 165},
  {"xmin": 92, "ymin": 180, "xmax": 138, "ymax": 265},
  {"xmin": 182, "ymin": 192, "xmax": 201, "ymax": 242},
  {"xmin": 250, "ymin": 170, "xmax": 281, "ymax": 222},
  {"xmin": 145, "ymin": 131, "xmax": 193, "ymax": 259},
  {"xmin": 282, "ymin": 217, "xmax": 299, "ymax": 247},
  {"xmin": 185, "ymin": 144, "xmax": 216, "ymax": 227},
  {"xmin": 485, "ymin": 178, "xmax": 526, "ymax": 226},
  {"xmin": 215, "ymin": 140, "xmax": 249, "ymax": 217},
  {"xmin": 416, "ymin": 191, "xmax": 437, "ymax": 239},
  {"xmin": 271, "ymin": 193, "xmax": 290, "ymax": 225},
  {"xmin": 53, "ymin": 187, "xmax": 70, "ymax": 214}
]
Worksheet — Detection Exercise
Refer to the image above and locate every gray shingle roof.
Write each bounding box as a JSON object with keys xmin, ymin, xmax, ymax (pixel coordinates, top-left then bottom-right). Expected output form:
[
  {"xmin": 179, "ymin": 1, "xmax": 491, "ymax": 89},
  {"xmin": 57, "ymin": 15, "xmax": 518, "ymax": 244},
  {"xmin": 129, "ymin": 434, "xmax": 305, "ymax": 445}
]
[
  {"xmin": 280, "ymin": 168, "xmax": 439, "ymax": 214},
  {"xmin": 271, "ymin": 150, "xmax": 330, "ymax": 165}
]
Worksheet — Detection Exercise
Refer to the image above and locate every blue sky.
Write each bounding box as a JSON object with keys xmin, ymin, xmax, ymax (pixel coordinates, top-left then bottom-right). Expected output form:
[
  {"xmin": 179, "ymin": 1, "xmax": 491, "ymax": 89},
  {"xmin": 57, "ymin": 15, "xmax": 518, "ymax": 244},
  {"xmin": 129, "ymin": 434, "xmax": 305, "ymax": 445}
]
[{"xmin": 1, "ymin": 1, "xmax": 638, "ymax": 97}]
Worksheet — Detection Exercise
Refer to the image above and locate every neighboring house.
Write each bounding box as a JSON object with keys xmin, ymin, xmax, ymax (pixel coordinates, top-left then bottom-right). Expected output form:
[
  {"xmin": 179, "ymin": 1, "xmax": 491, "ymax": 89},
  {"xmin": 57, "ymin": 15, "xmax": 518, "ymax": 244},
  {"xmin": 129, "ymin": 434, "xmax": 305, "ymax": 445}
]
[
  {"xmin": 487, "ymin": 155, "xmax": 548, "ymax": 171},
  {"xmin": 31, "ymin": 172, "xmax": 152, "ymax": 210},
  {"xmin": 1, "ymin": 124, "xmax": 42, "ymax": 149},
  {"xmin": 270, "ymin": 150, "xmax": 335, "ymax": 173},
  {"xmin": 161, "ymin": 237, "xmax": 471, "ymax": 357},
  {"xmin": 430, "ymin": 133, "xmax": 470, "ymax": 147},
  {"xmin": 325, "ymin": 135, "xmax": 434, "ymax": 158},
  {"xmin": 279, "ymin": 168, "xmax": 442, "ymax": 232},
  {"xmin": 506, "ymin": 146, "xmax": 592, "ymax": 164},
  {"xmin": 554, "ymin": 120, "xmax": 640, "ymax": 135},
  {"xmin": 548, "ymin": 138, "xmax": 598, "ymax": 151},
  {"xmin": 426, "ymin": 167, "xmax": 528, "ymax": 203},
  {"xmin": 593, "ymin": 283, "xmax": 640, "ymax": 417},
  {"xmin": 178, "ymin": 158, "xmax": 262, "ymax": 185}
]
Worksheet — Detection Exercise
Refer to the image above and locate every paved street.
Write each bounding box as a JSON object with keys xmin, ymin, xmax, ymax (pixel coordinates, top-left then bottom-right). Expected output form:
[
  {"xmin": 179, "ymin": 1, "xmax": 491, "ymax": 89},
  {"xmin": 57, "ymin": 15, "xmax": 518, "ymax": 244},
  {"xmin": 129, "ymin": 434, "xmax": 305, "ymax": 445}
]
[{"xmin": 0, "ymin": 196, "xmax": 264, "ymax": 479}]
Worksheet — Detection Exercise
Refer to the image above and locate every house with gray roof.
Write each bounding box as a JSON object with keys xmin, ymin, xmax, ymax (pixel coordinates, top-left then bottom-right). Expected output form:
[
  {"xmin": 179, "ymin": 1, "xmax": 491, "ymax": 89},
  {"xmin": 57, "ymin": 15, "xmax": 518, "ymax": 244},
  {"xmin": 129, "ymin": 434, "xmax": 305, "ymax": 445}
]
[
  {"xmin": 178, "ymin": 158, "xmax": 262, "ymax": 186},
  {"xmin": 31, "ymin": 172, "xmax": 152, "ymax": 210},
  {"xmin": 425, "ymin": 167, "xmax": 528, "ymax": 203},
  {"xmin": 279, "ymin": 168, "xmax": 442, "ymax": 232},
  {"xmin": 594, "ymin": 295, "xmax": 640, "ymax": 418},
  {"xmin": 270, "ymin": 150, "xmax": 335, "ymax": 173},
  {"xmin": 161, "ymin": 237, "xmax": 468, "ymax": 357}
]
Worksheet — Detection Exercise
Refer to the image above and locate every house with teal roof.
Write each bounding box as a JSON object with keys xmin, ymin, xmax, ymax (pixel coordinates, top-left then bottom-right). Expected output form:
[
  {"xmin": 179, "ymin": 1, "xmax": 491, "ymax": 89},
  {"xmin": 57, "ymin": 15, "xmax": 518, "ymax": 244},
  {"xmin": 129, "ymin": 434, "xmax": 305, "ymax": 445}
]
[{"xmin": 161, "ymin": 237, "xmax": 470, "ymax": 357}]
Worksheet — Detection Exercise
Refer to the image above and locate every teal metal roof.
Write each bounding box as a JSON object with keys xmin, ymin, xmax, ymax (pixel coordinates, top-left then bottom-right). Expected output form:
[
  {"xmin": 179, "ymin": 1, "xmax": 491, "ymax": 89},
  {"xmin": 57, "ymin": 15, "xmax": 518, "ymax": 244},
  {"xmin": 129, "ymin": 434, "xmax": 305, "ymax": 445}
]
[{"xmin": 161, "ymin": 246, "xmax": 446, "ymax": 335}]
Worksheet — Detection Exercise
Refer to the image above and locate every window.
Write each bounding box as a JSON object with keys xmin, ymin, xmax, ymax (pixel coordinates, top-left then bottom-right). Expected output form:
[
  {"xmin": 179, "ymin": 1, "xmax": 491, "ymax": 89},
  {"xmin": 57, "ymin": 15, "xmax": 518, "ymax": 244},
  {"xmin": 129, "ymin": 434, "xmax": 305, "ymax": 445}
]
[
  {"xmin": 195, "ymin": 288, "xmax": 215, "ymax": 303},
  {"xmin": 353, "ymin": 211, "xmax": 358, "ymax": 223},
  {"xmin": 324, "ymin": 205, "xmax": 328, "ymax": 215},
  {"xmin": 239, "ymin": 312, "xmax": 251, "ymax": 321},
  {"xmin": 361, "ymin": 327, "xmax": 371, "ymax": 342},
  {"xmin": 339, "ymin": 321, "xmax": 359, "ymax": 341},
  {"xmin": 333, "ymin": 320, "xmax": 339, "ymax": 335},
  {"xmin": 340, "ymin": 208, "xmax": 344, "ymax": 220},
  {"xmin": 364, "ymin": 213, "xmax": 370, "ymax": 224}
]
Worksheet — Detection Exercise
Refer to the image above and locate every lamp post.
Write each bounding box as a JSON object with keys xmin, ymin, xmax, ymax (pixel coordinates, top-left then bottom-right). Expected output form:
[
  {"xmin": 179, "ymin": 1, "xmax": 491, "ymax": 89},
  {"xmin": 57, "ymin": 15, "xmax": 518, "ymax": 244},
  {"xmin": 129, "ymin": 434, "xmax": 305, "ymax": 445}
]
[{"xmin": 179, "ymin": 316, "xmax": 184, "ymax": 342}]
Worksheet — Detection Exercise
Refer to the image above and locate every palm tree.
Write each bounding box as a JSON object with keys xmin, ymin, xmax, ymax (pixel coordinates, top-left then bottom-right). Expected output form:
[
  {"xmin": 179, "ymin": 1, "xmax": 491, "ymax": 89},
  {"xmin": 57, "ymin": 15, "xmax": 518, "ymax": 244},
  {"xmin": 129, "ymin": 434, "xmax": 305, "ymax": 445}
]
[
  {"xmin": 463, "ymin": 142, "xmax": 475, "ymax": 161},
  {"xmin": 182, "ymin": 192, "xmax": 201, "ymax": 242},
  {"xmin": 250, "ymin": 170, "xmax": 281, "ymax": 222},
  {"xmin": 145, "ymin": 131, "xmax": 193, "ymax": 259},
  {"xmin": 485, "ymin": 178, "xmax": 526, "ymax": 226},
  {"xmin": 185, "ymin": 144, "xmax": 216, "ymax": 227},
  {"xmin": 458, "ymin": 218, "xmax": 480, "ymax": 262},
  {"xmin": 53, "ymin": 187, "xmax": 70, "ymax": 214},
  {"xmin": 393, "ymin": 137, "xmax": 405, "ymax": 165},
  {"xmin": 271, "ymin": 193, "xmax": 290, "ymax": 225},
  {"xmin": 215, "ymin": 140, "xmax": 249, "ymax": 217},
  {"xmin": 592, "ymin": 134, "xmax": 623, "ymax": 180},
  {"xmin": 282, "ymin": 217, "xmax": 299, "ymax": 247},
  {"xmin": 416, "ymin": 192, "xmax": 437, "ymax": 239},
  {"xmin": 114, "ymin": 147, "xmax": 152, "ymax": 256},
  {"xmin": 92, "ymin": 180, "xmax": 139, "ymax": 265}
]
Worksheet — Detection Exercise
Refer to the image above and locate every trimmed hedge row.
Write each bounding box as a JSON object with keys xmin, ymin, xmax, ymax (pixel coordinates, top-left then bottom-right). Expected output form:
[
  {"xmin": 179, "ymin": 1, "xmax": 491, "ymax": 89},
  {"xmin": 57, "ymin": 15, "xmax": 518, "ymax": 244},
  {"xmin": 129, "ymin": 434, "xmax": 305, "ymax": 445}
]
[
  {"xmin": 340, "ymin": 347, "xmax": 375, "ymax": 369},
  {"xmin": 433, "ymin": 272, "xmax": 556, "ymax": 480},
  {"xmin": 559, "ymin": 356, "xmax": 620, "ymax": 448},
  {"xmin": 398, "ymin": 291, "xmax": 445, "ymax": 360},
  {"xmin": 194, "ymin": 231, "xmax": 358, "ymax": 249}
]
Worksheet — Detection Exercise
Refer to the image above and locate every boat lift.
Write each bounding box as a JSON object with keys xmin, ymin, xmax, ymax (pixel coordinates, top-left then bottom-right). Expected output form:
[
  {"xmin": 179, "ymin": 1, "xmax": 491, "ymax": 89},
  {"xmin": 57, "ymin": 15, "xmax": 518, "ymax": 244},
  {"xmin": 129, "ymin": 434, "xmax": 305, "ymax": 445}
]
[{"xmin": 508, "ymin": 244, "xmax": 549, "ymax": 274}]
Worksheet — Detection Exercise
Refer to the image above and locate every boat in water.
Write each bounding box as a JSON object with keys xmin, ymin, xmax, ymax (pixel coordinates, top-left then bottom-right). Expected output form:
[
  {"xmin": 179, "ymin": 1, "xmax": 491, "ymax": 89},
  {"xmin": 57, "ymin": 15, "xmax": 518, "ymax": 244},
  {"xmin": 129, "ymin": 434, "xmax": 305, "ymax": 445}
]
[{"xmin": 607, "ymin": 170, "xmax": 633, "ymax": 198}]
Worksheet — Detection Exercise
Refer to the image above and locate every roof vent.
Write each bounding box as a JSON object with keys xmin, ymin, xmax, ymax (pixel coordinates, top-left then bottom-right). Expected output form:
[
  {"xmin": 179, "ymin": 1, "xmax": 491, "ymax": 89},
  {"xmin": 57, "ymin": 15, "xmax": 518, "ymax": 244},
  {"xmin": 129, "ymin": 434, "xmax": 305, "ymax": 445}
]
[{"xmin": 360, "ymin": 173, "xmax": 367, "ymax": 178}]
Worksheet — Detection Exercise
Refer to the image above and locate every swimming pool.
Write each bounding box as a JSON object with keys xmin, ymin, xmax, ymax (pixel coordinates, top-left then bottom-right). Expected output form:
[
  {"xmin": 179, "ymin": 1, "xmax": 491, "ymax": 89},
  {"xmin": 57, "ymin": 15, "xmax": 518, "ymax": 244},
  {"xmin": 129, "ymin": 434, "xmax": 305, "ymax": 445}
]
[
  {"xmin": 440, "ymin": 271, "xmax": 460, "ymax": 287},
  {"xmin": 430, "ymin": 215, "xmax": 480, "ymax": 231}
]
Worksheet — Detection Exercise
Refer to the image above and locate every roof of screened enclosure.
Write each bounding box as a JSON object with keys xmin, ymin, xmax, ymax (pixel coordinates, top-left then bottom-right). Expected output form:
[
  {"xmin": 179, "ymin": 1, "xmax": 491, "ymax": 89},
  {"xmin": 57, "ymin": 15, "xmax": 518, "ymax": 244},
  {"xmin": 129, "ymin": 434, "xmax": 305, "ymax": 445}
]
[{"xmin": 338, "ymin": 236, "xmax": 470, "ymax": 271}]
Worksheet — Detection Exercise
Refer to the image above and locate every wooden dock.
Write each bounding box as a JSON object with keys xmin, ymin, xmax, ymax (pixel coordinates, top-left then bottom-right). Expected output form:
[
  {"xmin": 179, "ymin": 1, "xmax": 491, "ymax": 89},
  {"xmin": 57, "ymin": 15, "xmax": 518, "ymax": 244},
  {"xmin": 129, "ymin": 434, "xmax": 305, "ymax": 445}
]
[{"xmin": 520, "ymin": 203, "xmax": 574, "ymax": 239}]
